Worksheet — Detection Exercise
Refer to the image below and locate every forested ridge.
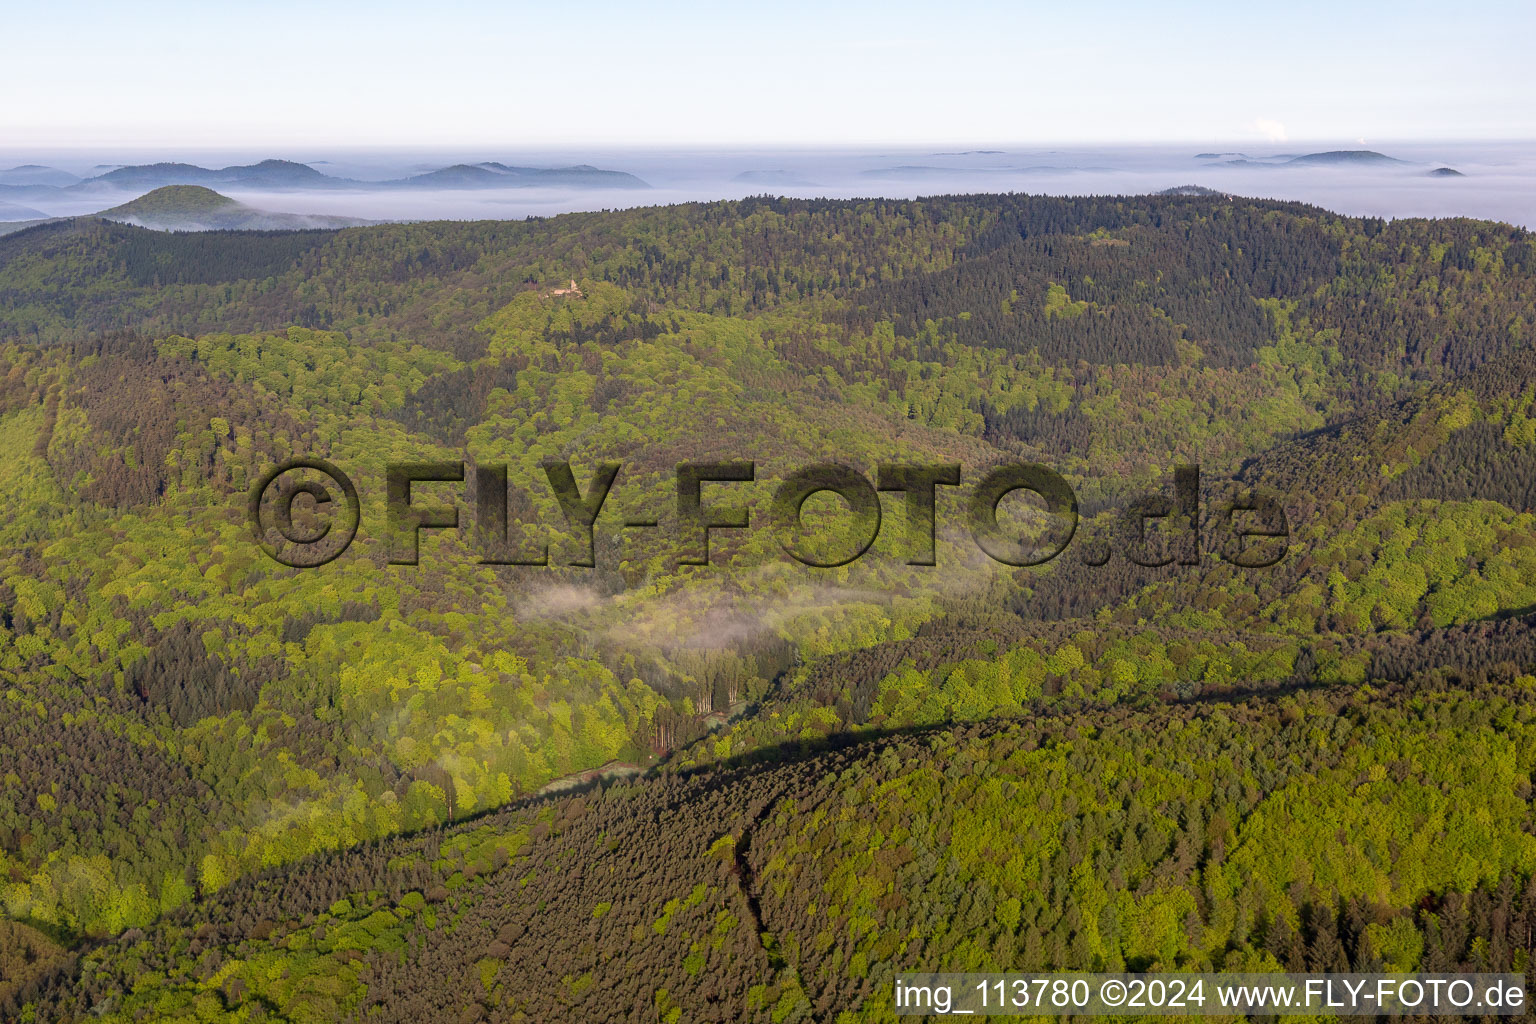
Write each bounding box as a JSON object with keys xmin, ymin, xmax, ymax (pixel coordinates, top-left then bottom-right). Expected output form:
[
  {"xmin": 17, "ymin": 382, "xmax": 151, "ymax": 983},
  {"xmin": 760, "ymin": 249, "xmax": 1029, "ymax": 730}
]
[{"xmin": 2, "ymin": 193, "xmax": 1535, "ymax": 1021}]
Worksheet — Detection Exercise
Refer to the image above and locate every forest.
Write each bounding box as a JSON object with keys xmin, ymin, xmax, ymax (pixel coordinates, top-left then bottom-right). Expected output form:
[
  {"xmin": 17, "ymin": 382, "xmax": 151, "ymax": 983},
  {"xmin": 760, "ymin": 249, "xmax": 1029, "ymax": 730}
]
[{"xmin": 0, "ymin": 192, "xmax": 1534, "ymax": 1021}]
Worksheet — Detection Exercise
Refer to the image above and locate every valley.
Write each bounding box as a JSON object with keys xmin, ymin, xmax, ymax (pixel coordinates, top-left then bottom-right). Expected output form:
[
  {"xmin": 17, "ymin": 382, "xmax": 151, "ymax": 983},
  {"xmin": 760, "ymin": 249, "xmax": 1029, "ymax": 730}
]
[{"xmin": 1, "ymin": 192, "xmax": 1534, "ymax": 1021}]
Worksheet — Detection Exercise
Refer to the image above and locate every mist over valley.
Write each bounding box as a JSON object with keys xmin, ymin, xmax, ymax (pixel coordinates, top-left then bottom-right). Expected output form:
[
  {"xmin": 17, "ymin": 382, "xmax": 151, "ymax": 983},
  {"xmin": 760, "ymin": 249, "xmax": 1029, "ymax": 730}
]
[{"xmin": 3, "ymin": 140, "xmax": 1532, "ymax": 230}]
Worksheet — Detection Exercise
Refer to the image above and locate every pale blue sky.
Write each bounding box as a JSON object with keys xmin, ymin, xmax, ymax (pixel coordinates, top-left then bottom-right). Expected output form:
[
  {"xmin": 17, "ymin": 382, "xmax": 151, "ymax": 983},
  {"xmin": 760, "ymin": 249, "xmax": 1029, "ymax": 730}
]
[{"xmin": 4, "ymin": 0, "xmax": 1531, "ymax": 147}]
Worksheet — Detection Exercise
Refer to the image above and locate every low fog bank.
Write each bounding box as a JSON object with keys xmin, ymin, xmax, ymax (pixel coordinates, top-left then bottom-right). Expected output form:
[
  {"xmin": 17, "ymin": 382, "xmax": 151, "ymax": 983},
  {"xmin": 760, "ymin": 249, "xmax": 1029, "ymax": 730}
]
[{"xmin": 3, "ymin": 141, "xmax": 1533, "ymax": 228}]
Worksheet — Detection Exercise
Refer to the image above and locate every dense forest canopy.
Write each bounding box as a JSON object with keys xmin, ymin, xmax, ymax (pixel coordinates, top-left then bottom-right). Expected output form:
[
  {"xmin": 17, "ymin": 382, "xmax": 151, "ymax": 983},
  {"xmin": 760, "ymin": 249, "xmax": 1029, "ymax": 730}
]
[{"xmin": 1, "ymin": 193, "xmax": 1535, "ymax": 1021}]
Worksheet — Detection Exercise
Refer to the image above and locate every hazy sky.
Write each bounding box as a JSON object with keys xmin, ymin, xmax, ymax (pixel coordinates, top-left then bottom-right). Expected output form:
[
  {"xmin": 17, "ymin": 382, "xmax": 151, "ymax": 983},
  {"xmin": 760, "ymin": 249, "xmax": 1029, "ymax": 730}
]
[{"xmin": 5, "ymin": 0, "xmax": 1532, "ymax": 148}]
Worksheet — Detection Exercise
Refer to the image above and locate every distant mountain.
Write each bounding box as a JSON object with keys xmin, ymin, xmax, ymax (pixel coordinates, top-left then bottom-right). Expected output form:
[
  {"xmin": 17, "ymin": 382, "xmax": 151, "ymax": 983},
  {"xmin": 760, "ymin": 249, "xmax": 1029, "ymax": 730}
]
[
  {"xmin": 96, "ymin": 185, "xmax": 371, "ymax": 231},
  {"xmin": 88, "ymin": 159, "xmax": 334, "ymax": 190},
  {"xmin": 214, "ymin": 159, "xmax": 335, "ymax": 186},
  {"xmin": 1429, "ymin": 166, "xmax": 1466, "ymax": 177},
  {"xmin": 1157, "ymin": 184, "xmax": 1228, "ymax": 197},
  {"xmin": 388, "ymin": 164, "xmax": 509, "ymax": 188},
  {"xmin": 864, "ymin": 163, "xmax": 1106, "ymax": 179},
  {"xmin": 0, "ymin": 165, "xmax": 79, "ymax": 187},
  {"xmin": 861, "ymin": 165, "xmax": 983, "ymax": 178},
  {"xmin": 0, "ymin": 199, "xmax": 48, "ymax": 220},
  {"xmin": 72, "ymin": 158, "xmax": 648, "ymax": 192},
  {"xmin": 389, "ymin": 162, "xmax": 648, "ymax": 189},
  {"xmin": 1284, "ymin": 149, "xmax": 1406, "ymax": 166},
  {"xmin": 1205, "ymin": 150, "xmax": 1410, "ymax": 170},
  {"xmin": 0, "ymin": 182, "xmax": 62, "ymax": 202},
  {"xmin": 732, "ymin": 169, "xmax": 818, "ymax": 187},
  {"xmin": 88, "ymin": 162, "xmax": 221, "ymax": 187},
  {"xmin": 3, "ymin": 157, "xmax": 652, "ymax": 227}
]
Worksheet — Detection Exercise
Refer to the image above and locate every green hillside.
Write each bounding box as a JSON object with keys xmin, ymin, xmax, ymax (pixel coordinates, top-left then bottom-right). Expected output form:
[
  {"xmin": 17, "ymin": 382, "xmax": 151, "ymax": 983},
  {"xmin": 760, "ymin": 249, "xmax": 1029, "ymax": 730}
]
[
  {"xmin": 99, "ymin": 184, "xmax": 243, "ymax": 220},
  {"xmin": 91, "ymin": 184, "xmax": 370, "ymax": 232},
  {"xmin": 1, "ymin": 194, "xmax": 1535, "ymax": 1021}
]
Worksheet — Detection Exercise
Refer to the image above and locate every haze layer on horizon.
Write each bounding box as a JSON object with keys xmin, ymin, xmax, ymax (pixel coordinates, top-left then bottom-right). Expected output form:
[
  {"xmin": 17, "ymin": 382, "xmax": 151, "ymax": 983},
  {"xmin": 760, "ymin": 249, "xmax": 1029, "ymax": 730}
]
[
  {"xmin": 4, "ymin": 142, "xmax": 1535, "ymax": 232},
  {"xmin": 5, "ymin": 0, "xmax": 1532, "ymax": 148}
]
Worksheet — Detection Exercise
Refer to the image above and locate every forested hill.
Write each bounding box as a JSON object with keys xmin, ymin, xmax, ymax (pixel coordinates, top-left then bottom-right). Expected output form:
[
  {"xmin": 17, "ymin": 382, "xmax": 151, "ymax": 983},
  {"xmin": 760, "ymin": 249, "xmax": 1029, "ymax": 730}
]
[
  {"xmin": 3, "ymin": 193, "xmax": 1536, "ymax": 1022},
  {"xmin": 4, "ymin": 193, "xmax": 1531, "ymax": 375}
]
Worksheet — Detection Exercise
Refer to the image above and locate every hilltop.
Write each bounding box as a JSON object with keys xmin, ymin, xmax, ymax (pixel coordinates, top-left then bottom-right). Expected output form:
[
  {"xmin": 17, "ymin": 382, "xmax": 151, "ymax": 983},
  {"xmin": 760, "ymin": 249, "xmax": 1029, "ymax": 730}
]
[
  {"xmin": 43, "ymin": 157, "xmax": 651, "ymax": 193},
  {"xmin": 1205, "ymin": 149, "xmax": 1411, "ymax": 168},
  {"xmin": 0, "ymin": 164, "xmax": 79, "ymax": 187},
  {"xmin": 395, "ymin": 162, "xmax": 648, "ymax": 189},
  {"xmin": 1156, "ymin": 183, "xmax": 1228, "ymax": 197},
  {"xmin": 97, "ymin": 185, "xmax": 371, "ymax": 231},
  {"xmin": 92, "ymin": 158, "xmax": 332, "ymax": 189},
  {"xmin": 100, "ymin": 184, "xmax": 243, "ymax": 219},
  {"xmin": 0, "ymin": 199, "xmax": 46, "ymax": 221},
  {"xmin": 0, "ymin": 158, "xmax": 653, "ymax": 223},
  {"xmin": 1284, "ymin": 149, "xmax": 1406, "ymax": 166}
]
